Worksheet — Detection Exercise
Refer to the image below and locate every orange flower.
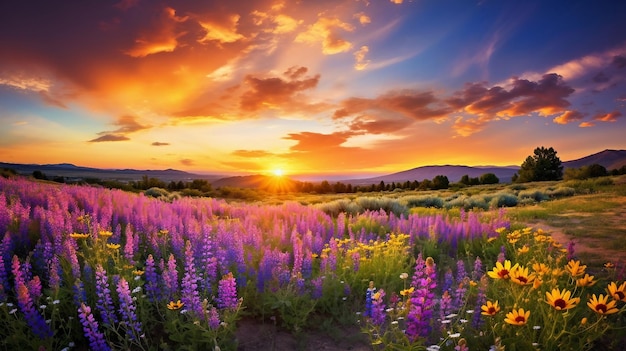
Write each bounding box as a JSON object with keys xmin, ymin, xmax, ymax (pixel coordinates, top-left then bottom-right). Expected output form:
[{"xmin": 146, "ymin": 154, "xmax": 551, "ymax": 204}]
[
  {"xmin": 576, "ymin": 274, "xmax": 596, "ymax": 287},
  {"xmin": 587, "ymin": 294, "xmax": 618, "ymax": 315},
  {"xmin": 480, "ymin": 300, "xmax": 500, "ymax": 316},
  {"xmin": 511, "ymin": 266, "xmax": 535, "ymax": 286},
  {"xmin": 504, "ymin": 308, "xmax": 530, "ymax": 326},
  {"xmin": 487, "ymin": 260, "xmax": 519, "ymax": 280},
  {"xmin": 167, "ymin": 300, "xmax": 184, "ymax": 310},
  {"xmin": 607, "ymin": 282, "xmax": 626, "ymax": 302},
  {"xmin": 565, "ymin": 260, "xmax": 586, "ymax": 277},
  {"xmin": 546, "ymin": 288, "xmax": 580, "ymax": 311}
]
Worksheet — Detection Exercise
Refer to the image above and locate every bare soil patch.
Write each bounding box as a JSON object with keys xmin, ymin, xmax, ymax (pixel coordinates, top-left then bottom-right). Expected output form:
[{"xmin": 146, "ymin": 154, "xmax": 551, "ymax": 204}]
[{"xmin": 236, "ymin": 318, "xmax": 371, "ymax": 351}]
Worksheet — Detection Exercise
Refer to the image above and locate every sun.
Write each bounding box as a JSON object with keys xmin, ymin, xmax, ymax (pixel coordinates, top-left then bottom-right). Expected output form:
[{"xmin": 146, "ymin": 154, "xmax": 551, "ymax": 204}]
[{"xmin": 272, "ymin": 169, "xmax": 284, "ymax": 176}]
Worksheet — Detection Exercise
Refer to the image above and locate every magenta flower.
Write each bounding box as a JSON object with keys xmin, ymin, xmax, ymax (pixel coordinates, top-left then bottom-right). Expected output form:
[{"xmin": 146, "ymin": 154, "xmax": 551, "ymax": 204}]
[{"xmin": 217, "ymin": 272, "xmax": 238, "ymax": 309}]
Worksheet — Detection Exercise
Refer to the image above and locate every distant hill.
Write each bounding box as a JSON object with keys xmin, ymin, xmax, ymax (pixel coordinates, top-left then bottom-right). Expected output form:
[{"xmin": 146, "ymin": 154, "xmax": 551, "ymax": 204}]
[
  {"xmin": 344, "ymin": 165, "xmax": 520, "ymax": 185},
  {"xmin": 211, "ymin": 174, "xmax": 300, "ymax": 191},
  {"xmin": 0, "ymin": 162, "xmax": 223, "ymax": 183},
  {"xmin": 342, "ymin": 149, "xmax": 626, "ymax": 186},
  {"xmin": 562, "ymin": 149, "xmax": 626, "ymax": 170}
]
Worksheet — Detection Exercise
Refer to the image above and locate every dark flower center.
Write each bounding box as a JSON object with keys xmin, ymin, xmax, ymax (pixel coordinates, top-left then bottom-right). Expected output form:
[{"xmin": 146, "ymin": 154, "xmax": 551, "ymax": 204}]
[
  {"xmin": 554, "ymin": 298, "xmax": 566, "ymax": 309},
  {"xmin": 488, "ymin": 307, "xmax": 496, "ymax": 314},
  {"xmin": 498, "ymin": 269, "xmax": 509, "ymax": 278},
  {"xmin": 515, "ymin": 316, "xmax": 526, "ymax": 323},
  {"xmin": 616, "ymin": 291, "xmax": 625, "ymax": 300},
  {"xmin": 517, "ymin": 276, "xmax": 528, "ymax": 283},
  {"xmin": 595, "ymin": 303, "xmax": 607, "ymax": 313}
]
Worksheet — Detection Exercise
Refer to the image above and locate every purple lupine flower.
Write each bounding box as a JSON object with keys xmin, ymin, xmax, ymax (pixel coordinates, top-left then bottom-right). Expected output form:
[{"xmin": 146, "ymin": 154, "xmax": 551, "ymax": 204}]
[
  {"xmin": 351, "ymin": 251, "xmax": 361, "ymax": 272},
  {"xmin": 439, "ymin": 290, "xmax": 453, "ymax": 320},
  {"xmin": 78, "ymin": 303, "xmax": 111, "ymax": 351},
  {"xmin": 472, "ymin": 275, "xmax": 488, "ymax": 329},
  {"xmin": 406, "ymin": 255, "xmax": 437, "ymax": 341},
  {"xmin": 370, "ymin": 289, "xmax": 386, "ymax": 326},
  {"xmin": 95, "ymin": 264, "xmax": 117, "ymax": 326},
  {"xmin": 116, "ymin": 277, "xmax": 143, "ymax": 341},
  {"xmin": 16, "ymin": 280, "xmax": 53, "ymax": 339},
  {"xmin": 216, "ymin": 272, "xmax": 238, "ymax": 310},
  {"xmin": 27, "ymin": 275, "xmax": 42, "ymax": 302},
  {"xmin": 497, "ymin": 245, "xmax": 506, "ymax": 263},
  {"xmin": 453, "ymin": 260, "xmax": 468, "ymax": 310},
  {"xmin": 144, "ymin": 254, "xmax": 159, "ymax": 302},
  {"xmin": 364, "ymin": 281, "xmax": 375, "ymax": 318},
  {"xmin": 73, "ymin": 279, "xmax": 87, "ymax": 307},
  {"xmin": 64, "ymin": 239, "xmax": 81, "ymax": 278},
  {"xmin": 471, "ymin": 257, "xmax": 483, "ymax": 281},
  {"xmin": 0, "ymin": 254, "xmax": 6, "ymax": 302},
  {"xmin": 181, "ymin": 241, "xmax": 203, "ymax": 317},
  {"xmin": 310, "ymin": 276, "xmax": 324, "ymax": 300},
  {"xmin": 199, "ymin": 230, "xmax": 217, "ymax": 295},
  {"xmin": 124, "ymin": 225, "xmax": 135, "ymax": 265},
  {"xmin": 442, "ymin": 269, "xmax": 454, "ymax": 293},
  {"xmin": 162, "ymin": 254, "xmax": 179, "ymax": 300},
  {"xmin": 567, "ymin": 240, "xmax": 575, "ymax": 261},
  {"xmin": 207, "ymin": 305, "xmax": 220, "ymax": 329},
  {"xmin": 48, "ymin": 255, "xmax": 61, "ymax": 292}
]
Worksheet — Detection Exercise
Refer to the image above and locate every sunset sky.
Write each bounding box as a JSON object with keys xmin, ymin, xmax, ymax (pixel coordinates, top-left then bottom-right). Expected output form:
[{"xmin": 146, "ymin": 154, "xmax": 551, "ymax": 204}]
[{"xmin": 1, "ymin": 0, "xmax": 625, "ymax": 178}]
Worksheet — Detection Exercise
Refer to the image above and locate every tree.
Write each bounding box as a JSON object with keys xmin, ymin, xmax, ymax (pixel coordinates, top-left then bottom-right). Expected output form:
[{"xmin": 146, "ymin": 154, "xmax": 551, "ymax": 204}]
[
  {"xmin": 432, "ymin": 175, "xmax": 450, "ymax": 189},
  {"xmin": 516, "ymin": 146, "xmax": 563, "ymax": 182},
  {"xmin": 480, "ymin": 173, "xmax": 499, "ymax": 184}
]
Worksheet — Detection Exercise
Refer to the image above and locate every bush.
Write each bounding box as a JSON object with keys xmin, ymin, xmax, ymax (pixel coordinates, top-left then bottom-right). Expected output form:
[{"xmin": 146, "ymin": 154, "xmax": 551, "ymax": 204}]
[
  {"xmin": 315, "ymin": 199, "xmax": 360, "ymax": 216},
  {"xmin": 547, "ymin": 186, "xmax": 575, "ymax": 198},
  {"xmin": 355, "ymin": 196, "xmax": 409, "ymax": 217},
  {"xmin": 489, "ymin": 192, "xmax": 519, "ymax": 208},
  {"xmin": 518, "ymin": 189, "xmax": 549, "ymax": 202},
  {"xmin": 403, "ymin": 195, "xmax": 444, "ymax": 208},
  {"xmin": 144, "ymin": 187, "xmax": 170, "ymax": 198}
]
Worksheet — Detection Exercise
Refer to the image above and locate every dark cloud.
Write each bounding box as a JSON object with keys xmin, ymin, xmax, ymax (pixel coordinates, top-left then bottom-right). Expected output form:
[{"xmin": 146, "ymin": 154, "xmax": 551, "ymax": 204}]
[
  {"xmin": 592, "ymin": 72, "xmax": 610, "ymax": 83},
  {"xmin": 151, "ymin": 142, "xmax": 170, "ymax": 146},
  {"xmin": 91, "ymin": 115, "xmax": 150, "ymax": 141},
  {"xmin": 593, "ymin": 110, "xmax": 622, "ymax": 122},
  {"xmin": 240, "ymin": 67, "xmax": 320, "ymax": 111},
  {"xmin": 336, "ymin": 90, "xmax": 451, "ymax": 122},
  {"xmin": 613, "ymin": 55, "xmax": 626, "ymax": 69},
  {"xmin": 88, "ymin": 134, "xmax": 130, "ymax": 142}
]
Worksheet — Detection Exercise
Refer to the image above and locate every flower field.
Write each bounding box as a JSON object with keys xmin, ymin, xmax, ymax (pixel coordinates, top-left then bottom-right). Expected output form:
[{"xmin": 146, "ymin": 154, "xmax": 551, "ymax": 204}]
[{"xmin": 1, "ymin": 176, "xmax": 625, "ymax": 350}]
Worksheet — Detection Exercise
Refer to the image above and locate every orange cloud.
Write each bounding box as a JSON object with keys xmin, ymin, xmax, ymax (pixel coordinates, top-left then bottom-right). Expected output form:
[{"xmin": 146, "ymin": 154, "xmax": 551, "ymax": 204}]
[
  {"xmin": 152, "ymin": 142, "xmax": 170, "ymax": 146},
  {"xmin": 593, "ymin": 110, "xmax": 622, "ymax": 122},
  {"xmin": 579, "ymin": 121, "xmax": 595, "ymax": 128},
  {"xmin": 553, "ymin": 110, "xmax": 585, "ymax": 124},
  {"xmin": 232, "ymin": 150, "xmax": 273, "ymax": 158},
  {"xmin": 354, "ymin": 12, "xmax": 371, "ymax": 25},
  {"xmin": 354, "ymin": 46, "xmax": 370, "ymax": 70},
  {"xmin": 240, "ymin": 66, "xmax": 320, "ymax": 111},
  {"xmin": 295, "ymin": 16, "xmax": 354, "ymax": 54},
  {"xmin": 124, "ymin": 7, "xmax": 188, "ymax": 58},
  {"xmin": 198, "ymin": 14, "xmax": 246, "ymax": 45}
]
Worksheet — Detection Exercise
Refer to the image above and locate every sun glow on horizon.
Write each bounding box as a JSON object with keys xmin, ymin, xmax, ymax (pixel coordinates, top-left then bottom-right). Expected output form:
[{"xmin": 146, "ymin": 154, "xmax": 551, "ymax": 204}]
[{"xmin": 272, "ymin": 169, "xmax": 284, "ymax": 176}]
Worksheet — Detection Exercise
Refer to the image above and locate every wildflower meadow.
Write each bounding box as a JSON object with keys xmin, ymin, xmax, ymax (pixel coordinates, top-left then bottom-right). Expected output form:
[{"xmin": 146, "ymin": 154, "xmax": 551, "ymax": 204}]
[{"xmin": 1, "ymin": 176, "xmax": 625, "ymax": 350}]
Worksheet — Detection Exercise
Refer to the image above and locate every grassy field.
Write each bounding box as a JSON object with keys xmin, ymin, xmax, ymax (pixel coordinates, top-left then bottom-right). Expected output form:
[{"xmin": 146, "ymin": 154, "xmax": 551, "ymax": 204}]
[{"xmin": 264, "ymin": 175, "xmax": 626, "ymax": 267}]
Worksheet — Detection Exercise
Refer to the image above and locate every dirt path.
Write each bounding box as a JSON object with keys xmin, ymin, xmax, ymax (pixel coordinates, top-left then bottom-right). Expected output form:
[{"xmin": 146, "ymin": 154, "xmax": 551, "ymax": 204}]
[{"xmin": 527, "ymin": 221, "xmax": 626, "ymax": 266}]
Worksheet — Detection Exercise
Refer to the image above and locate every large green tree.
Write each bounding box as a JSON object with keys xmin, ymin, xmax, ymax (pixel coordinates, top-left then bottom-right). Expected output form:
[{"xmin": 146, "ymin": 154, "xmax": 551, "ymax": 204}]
[{"xmin": 516, "ymin": 146, "xmax": 563, "ymax": 182}]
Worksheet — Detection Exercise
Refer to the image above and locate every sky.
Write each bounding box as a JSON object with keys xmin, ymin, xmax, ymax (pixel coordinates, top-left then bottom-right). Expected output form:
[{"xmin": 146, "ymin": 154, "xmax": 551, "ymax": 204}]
[{"xmin": 1, "ymin": 0, "xmax": 626, "ymax": 178}]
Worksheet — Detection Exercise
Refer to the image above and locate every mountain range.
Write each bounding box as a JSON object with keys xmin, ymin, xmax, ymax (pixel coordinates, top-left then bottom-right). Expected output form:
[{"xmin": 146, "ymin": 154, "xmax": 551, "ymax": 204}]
[{"xmin": 2, "ymin": 149, "xmax": 625, "ymax": 187}]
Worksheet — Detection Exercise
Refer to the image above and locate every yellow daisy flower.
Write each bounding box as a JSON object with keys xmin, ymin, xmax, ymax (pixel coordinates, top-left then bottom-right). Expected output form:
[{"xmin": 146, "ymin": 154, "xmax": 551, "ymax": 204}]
[
  {"xmin": 504, "ymin": 308, "xmax": 530, "ymax": 326},
  {"xmin": 607, "ymin": 282, "xmax": 626, "ymax": 302},
  {"xmin": 167, "ymin": 300, "xmax": 184, "ymax": 310},
  {"xmin": 565, "ymin": 260, "xmax": 586, "ymax": 277},
  {"xmin": 511, "ymin": 266, "xmax": 535, "ymax": 286},
  {"xmin": 545, "ymin": 288, "xmax": 580, "ymax": 310},
  {"xmin": 576, "ymin": 274, "xmax": 596, "ymax": 287},
  {"xmin": 487, "ymin": 260, "xmax": 519, "ymax": 280},
  {"xmin": 587, "ymin": 294, "xmax": 618, "ymax": 315},
  {"xmin": 480, "ymin": 300, "xmax": 500, "ymax": 316}
]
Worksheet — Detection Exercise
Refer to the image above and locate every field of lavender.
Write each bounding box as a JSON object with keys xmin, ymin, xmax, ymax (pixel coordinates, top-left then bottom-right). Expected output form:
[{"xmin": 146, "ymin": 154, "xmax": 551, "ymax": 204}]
[{"xmin": 1, "ymin": 176, "xmax": 625, "ymax": 350}]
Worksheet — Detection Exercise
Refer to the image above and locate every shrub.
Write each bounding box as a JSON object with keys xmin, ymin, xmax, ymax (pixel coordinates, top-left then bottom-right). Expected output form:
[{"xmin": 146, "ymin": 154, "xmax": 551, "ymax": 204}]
[
  {"xmin": 489, "ymin": 192, "xmax": 519, "ymax": 208},
  {"xmin": 547, "ymin": 186, "xmax": 575, "ymax": 198},
  {"xmin": 518, "ymin": 189, "xmax": 549, "ymax": 202},
  {"xmin": 144, "ymin": 187, "xmax": 170, "ymax": 198},
  {"xmin": 403, "ymin": 195, "xmax": 444, "ymax": 208}
]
